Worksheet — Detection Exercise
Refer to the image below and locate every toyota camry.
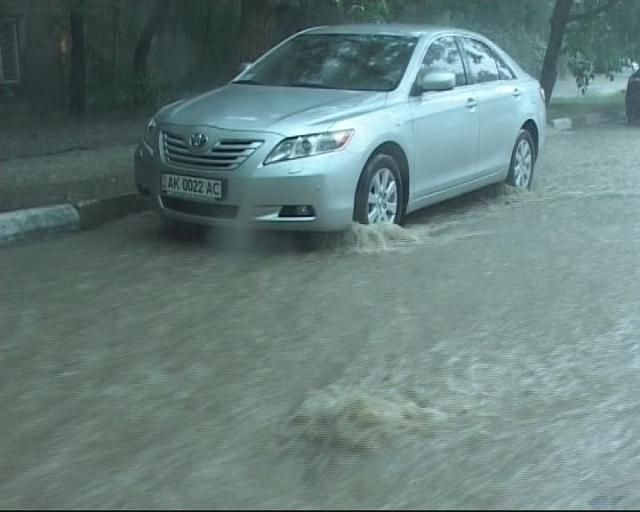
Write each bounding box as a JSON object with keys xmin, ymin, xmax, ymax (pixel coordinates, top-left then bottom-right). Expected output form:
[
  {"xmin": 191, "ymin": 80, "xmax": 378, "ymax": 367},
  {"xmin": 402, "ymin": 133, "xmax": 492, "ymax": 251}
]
[{"xmin": 134, "ymin": 24, "xmax": 546, "ymax": 232}]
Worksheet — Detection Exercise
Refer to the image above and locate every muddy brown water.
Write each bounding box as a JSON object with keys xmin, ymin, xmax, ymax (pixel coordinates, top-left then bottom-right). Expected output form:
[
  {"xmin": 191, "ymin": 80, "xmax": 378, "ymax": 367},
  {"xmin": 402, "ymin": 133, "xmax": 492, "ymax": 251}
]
[{"xmin": 1, "ymin": 125, "xmax": 640, "ymax": 509}]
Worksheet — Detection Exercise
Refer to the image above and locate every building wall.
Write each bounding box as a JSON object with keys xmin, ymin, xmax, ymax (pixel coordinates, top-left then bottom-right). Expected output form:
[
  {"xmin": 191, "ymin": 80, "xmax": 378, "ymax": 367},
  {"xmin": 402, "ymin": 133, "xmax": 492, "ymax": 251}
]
[{"xmin": 0, "ymin": 0, "xmax": 65, "ymax": 108}]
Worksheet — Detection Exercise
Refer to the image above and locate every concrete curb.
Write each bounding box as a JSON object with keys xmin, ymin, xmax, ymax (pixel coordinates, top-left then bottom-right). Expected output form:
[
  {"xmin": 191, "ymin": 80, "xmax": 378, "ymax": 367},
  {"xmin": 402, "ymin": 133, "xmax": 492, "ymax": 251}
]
[
  {"xmin": 74, "ymin": 193, "xmax": 147, "ymax": 230},
  {"xmin": 0, "ymin": 204, "xmax": 80, "ymax": 243},
  {"xmin": 0, "ymin": 193, "xmax": 147, "ymax": 245}
]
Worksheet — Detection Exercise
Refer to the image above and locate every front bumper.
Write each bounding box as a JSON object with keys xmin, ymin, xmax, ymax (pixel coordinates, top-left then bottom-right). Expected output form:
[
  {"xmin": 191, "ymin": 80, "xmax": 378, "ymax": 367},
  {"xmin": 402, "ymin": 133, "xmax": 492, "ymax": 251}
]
[{"xmin": 134, "ymin": 125, "xmax": 363, "ymax": 232}]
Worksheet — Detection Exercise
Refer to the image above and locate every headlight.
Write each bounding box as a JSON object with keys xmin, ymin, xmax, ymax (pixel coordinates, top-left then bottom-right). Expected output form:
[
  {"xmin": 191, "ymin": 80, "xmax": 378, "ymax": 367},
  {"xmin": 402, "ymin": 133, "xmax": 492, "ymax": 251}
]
[
  {"xmin": 264, "ymin": 129, "xmax": 354, "ymax": 165},
  {"xmin": 142, "ymin": 117, "xmax": 157, "ymax": 154},
  {"xmin": 144, "ymin": 117, "xmax": 157, "ymax": 144}
]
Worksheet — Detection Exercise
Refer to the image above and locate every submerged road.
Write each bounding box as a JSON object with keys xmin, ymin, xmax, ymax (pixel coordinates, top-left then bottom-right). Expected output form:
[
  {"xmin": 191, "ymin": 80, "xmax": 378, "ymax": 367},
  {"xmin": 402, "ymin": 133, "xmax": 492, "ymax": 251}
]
[{"xmin": 1, "ymin": 124, "xmax": 639, "ymax": 509}]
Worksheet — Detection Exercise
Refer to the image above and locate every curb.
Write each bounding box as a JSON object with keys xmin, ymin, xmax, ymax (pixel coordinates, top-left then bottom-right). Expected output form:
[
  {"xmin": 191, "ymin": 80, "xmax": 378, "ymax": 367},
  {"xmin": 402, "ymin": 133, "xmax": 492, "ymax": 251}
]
[
  {"xmin": 0, "ymin": 204, "xmax": 80, "ymax": 243},
  {"xmin": 0, "ymin": 193, "xmax": 147, "ymax": 245},
  {"xmin": 74, "ymin": 193, "xmax": 147, "ymax": 230}
]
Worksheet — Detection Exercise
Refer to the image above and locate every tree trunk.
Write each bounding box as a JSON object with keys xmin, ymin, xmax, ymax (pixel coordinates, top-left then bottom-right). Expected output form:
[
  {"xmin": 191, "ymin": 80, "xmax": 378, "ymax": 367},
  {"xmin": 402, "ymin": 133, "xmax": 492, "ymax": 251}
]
[
  {"xmin": 111, "ymin": 0, "xmax": 120, "ymax": 81},
  {"xmin": 132, "ymin": 0, "xmax": 167, "ymax": 105},
  {"xmin": 274, "ymin": 0, "xmax": 313, "ymax": 42},
  {"xmin": 69, "ymin": 0, "xmax": 86, "ymax": 116},
  {"xmin": 396, "ymin": 0, "xmax": 430, "ymax": 23},
  {"xmin": 540, "ymin": 0, "xmax": 574, "ymax": 105},
  {"xmin": 236, "ymin": 0, "xmax": 281, "ymax": 66}
]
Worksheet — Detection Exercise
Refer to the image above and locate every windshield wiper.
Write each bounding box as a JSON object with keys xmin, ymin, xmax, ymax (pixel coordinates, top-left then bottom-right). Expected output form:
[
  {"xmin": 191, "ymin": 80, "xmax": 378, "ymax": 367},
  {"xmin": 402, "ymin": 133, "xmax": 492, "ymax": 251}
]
[
  {"xmin": 289, "ymin": 82, "xmax": 342, "ymax": 90},
  {"xmin": 232, "ymin": 79, "xmax": 266, "ymax": 85}
]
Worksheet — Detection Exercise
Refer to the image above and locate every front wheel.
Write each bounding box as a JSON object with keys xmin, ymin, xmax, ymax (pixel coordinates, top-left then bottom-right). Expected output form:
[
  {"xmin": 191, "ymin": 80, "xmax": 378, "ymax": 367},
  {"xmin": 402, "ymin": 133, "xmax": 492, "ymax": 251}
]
[
  {"xmin": 354, "ymin": 153, "xmax": 404, "ymax": 225},
  {"xmin": 506, "ymin": 130, "xmax": 536, "ymax": 190}
]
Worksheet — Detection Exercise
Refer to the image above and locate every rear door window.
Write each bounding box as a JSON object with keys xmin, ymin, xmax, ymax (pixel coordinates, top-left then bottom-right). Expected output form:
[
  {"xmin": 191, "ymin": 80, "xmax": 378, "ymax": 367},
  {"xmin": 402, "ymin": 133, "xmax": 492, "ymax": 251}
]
[
  {"xmin": 461, "ymin": 38, "xmax": 500, "ymax": 84},
  {"xmin": 493, "ymin": 52, "xmax": 516, "ymax": 80}
]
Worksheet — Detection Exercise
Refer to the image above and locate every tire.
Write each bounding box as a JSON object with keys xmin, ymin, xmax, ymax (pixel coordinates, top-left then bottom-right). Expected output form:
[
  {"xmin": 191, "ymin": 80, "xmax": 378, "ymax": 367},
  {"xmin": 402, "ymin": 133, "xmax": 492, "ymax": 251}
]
[
  {"xmin": 353, "ymin": 153, "xmax": 404, "ymax": 225},
  {"xmin": 506, "ymin": 130, "xmax": 536, "ymax": 190}
]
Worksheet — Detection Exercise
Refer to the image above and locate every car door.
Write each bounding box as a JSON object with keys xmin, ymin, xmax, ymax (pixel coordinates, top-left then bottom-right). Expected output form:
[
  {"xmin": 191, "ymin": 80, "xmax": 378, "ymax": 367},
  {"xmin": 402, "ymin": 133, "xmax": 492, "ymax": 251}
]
[
  {"xmin": 409, "ymin": 36, "xmax": 480, "ymax": 199},
  {"xmin": 459, "ymin": 37, "xmax": 522, "ymax": 177}
]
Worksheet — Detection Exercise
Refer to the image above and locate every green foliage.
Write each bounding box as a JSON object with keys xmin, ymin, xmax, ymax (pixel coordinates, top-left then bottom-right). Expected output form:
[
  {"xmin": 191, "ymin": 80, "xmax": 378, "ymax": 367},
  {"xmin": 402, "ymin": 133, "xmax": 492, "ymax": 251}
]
[
  {"xmin": 14, "ymin": 0, "xmax": 640, "ymax": 112},
  {"xmin": 338, "ymin": 0, "xmax": 392, "ymax": 22},
  {"xmin": 564, "ymin": 0, "xmax": 640, "ymax": 92},
  {"xmin": 567, "ymin": 55, "xmax": 596, "ymax": 93}
]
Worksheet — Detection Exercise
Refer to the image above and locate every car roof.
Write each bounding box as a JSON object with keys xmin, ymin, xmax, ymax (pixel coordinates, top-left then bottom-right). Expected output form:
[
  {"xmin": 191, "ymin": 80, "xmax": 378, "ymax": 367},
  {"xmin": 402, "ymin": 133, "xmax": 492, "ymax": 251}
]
[{"xmin": 303, "ymin": 24, "xmax": 477, "ymax": 39}]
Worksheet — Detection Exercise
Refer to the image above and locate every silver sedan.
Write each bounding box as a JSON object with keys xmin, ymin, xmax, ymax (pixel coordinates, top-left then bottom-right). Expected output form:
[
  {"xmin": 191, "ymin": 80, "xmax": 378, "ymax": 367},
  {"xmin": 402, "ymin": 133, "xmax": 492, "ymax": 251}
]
[{"xmin": 134, "ymin": 24, "xmax": 546, "ymax": 232}]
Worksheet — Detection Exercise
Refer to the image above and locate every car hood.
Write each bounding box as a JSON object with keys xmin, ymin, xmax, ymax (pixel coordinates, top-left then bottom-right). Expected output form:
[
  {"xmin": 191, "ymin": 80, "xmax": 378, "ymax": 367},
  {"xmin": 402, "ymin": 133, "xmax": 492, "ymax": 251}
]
[{"xmin": 158, "ymin": 84, "xmax": 387, "ymax": 135}]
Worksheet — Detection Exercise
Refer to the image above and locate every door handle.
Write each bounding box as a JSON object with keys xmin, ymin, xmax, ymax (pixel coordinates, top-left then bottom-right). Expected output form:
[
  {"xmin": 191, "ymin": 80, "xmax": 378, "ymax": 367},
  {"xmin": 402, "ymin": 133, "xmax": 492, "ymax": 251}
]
[
  {"xmin": 512, "ymin": 88, "xmax": 522, "ymax": 97},
  {"xmin": 466, "ymin": 98, "xmax": 478, "ymax": 109}
]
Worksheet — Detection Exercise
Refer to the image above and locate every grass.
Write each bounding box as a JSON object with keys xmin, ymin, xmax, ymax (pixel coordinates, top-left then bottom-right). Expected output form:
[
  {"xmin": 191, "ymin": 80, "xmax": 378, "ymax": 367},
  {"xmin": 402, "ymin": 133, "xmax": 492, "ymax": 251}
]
[{"xmin": 548, "ymin": 91, "xmax": 626, "ymax": 120}]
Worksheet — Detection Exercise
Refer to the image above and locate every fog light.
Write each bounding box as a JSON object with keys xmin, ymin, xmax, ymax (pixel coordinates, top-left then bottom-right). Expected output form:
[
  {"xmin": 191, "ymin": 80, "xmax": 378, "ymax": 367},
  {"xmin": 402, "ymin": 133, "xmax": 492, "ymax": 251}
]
[{"xmin": 279, "ymin": 205, "xmax": 315, "ymax": 218}]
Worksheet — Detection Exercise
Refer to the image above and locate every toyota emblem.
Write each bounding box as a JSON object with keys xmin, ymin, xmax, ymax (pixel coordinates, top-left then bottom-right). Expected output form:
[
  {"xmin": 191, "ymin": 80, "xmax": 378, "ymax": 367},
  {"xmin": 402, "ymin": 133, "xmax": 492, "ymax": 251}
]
[{"xmin": 189, "ymin": 132, "xmax": 208, "ymax": 150}]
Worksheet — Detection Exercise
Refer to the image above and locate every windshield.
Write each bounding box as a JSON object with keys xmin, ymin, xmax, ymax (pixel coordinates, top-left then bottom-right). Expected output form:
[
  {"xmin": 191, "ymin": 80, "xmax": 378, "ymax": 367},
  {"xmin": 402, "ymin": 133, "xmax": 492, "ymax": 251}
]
[{"xmin": 234, "ymin": 33, "xmax": 418, "ymax": 92}]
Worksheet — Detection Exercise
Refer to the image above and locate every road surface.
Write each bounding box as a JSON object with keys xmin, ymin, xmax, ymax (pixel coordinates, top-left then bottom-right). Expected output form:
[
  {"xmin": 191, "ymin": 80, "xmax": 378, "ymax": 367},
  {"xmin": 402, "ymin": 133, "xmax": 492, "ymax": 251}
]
[{"xmin": 1, "ymin": 124, "xmax": 639, "ymax": 509}]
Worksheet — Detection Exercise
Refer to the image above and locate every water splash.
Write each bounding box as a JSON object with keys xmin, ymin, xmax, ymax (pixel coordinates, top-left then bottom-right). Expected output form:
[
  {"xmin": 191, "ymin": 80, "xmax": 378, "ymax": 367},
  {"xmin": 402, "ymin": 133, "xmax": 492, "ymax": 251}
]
[
  {"xmin": 327, "ymin": 223, "xmax": 425, "ymax": 254},
  {"xmin": 286, "ymin": 388, "xmax": 436, "ymax": 452}
]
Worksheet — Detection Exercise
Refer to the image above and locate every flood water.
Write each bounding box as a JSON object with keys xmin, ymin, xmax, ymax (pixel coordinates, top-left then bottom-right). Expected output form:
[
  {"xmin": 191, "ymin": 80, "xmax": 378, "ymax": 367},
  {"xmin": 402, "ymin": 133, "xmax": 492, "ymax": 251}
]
[{"xmin": 1, "ymin": 125, "xmax": 640, "ymax": 509}]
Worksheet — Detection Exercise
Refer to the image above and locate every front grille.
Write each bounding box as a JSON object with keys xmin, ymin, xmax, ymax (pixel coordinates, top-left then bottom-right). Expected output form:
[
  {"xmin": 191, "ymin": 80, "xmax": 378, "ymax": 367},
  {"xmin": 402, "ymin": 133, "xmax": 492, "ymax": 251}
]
[
  {"xmin": 162, "ymin": 131, "xmax": 263, "ymax": 171},
  {"xmin": 161, "ymin": 196, "xmax": 238, "ymax": 219}
]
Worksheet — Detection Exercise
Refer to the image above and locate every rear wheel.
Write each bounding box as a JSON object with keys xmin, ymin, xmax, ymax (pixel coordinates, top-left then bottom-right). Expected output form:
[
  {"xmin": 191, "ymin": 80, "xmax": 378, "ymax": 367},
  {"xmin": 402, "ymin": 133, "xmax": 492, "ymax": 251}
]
[
  {"xmin": 354, "ymin": 153, "xmax": 404, "ymax": 225},
  {"xmin": 506, "ymin": 130, "xmax": 535, "ymax": 190}
]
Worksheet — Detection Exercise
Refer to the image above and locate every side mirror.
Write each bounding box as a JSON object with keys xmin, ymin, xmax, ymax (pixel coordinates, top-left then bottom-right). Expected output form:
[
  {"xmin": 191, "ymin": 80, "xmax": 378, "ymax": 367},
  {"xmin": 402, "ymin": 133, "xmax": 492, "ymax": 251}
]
[
  {"xmin": 239, "ymin": 62, "xmax": 253, "ymax": 73},
  {"xmin": 420, "ymin": 71, "xmax": 456, "ymax": 92}
]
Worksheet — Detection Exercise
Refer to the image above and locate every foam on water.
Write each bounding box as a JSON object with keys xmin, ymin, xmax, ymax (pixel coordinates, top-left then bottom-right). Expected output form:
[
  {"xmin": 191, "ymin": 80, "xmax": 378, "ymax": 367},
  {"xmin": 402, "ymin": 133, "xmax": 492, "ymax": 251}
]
[
  {"xmin": 320, "ymin": 222, "xmax": 426, "ymax": 254},
  {"xmin": 285, "ymin": 388, "xmax": 437, "ymax": 452},
  {"xmin": 313, "ymin": 217, "xmax": 494, "ymax": 255}
]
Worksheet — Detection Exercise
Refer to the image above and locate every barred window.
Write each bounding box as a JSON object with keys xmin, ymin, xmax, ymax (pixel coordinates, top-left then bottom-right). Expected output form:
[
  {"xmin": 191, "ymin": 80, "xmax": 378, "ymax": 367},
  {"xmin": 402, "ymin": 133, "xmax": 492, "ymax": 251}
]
[{"xmin": 0, "ymin": 20, "xmax": 20, "ymax": 85}]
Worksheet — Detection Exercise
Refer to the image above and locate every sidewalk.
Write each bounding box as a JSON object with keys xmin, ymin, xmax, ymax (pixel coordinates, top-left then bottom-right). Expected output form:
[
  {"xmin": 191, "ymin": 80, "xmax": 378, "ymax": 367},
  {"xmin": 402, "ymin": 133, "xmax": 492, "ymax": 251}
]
[
  {"xmin": 548, "ymin": 73, "xmax": 629, "ymax": 131},
  {"xmin": 552, "ymin": 72, "xmax": 629, "ymax": 100},
  {"xmin": 0, "ymin": 109, "xmax": 148, "ymax": 241},
  {"xmin": 0, "ymin": 144, "xmax": 136, "ymax": 213},
  {"xmin": 0, "ymin": 109, "xmax": 148, "ymax": 208}
]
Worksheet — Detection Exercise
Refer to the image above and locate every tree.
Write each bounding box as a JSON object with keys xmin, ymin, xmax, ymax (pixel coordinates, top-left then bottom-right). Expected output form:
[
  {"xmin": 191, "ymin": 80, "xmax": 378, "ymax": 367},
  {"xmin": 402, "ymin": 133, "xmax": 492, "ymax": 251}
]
[
  {"xmin": 540, "ymin": 0, "xmax": 573, "ymax": 105},
  {"xmin": 235, "ymin": 0, "xmax": 290, "ymax": 66},
  {"xmin": 111, "ymin": 0, "xmax": 120, "ymax": 81},
  {"xmin": 19, "ymin": 0, "xmax": 637, "ymax": 114},
  {"xmin": 233, "ymin": 0, "xmax": 328, "ymax": 72},
  {"xmin": 539, "ymin": 0, "xmax": 627, "ymax": 105},
  {"xmin": 564, "ymin": 0, "xmax": 640, "ymax": 91},
  {"xmin": 68, "ymin": 0, "xmax": 86, "ymax": 115},
  {"xmin": 133, "ymin": 0, "xmax": 169, "ymax": 105}
]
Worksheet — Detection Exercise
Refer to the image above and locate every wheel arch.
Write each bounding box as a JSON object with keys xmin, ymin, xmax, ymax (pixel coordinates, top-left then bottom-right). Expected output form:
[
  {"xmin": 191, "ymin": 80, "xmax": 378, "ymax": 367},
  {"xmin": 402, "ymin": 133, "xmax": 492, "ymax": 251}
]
[
  {"xmin": 357, "ymin": 141, "xmax": 411, "ymax": 218},
  {"xmin": 521, "ymin": 119, "xmax": 539, "ymax": 161}
]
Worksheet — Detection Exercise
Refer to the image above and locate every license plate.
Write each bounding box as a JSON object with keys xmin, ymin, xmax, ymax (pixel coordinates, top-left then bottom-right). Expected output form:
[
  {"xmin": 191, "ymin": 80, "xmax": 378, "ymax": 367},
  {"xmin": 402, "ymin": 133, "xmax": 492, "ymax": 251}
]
[{"xmin": 161, "ymin": 174, "xmax": 223, "ymax": 202}]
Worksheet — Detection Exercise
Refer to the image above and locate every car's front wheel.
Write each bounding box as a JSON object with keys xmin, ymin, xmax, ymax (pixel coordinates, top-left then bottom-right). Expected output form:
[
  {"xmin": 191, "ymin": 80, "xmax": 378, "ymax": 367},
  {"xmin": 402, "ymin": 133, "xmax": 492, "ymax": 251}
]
[
  {"xmin": 354, "ymin": 153, "xmax": 404, "ymax": 225},
  {"xmin": 506, "ymin": 130, "xmax": 536, "ymax": 190}
]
